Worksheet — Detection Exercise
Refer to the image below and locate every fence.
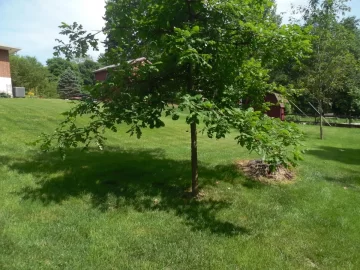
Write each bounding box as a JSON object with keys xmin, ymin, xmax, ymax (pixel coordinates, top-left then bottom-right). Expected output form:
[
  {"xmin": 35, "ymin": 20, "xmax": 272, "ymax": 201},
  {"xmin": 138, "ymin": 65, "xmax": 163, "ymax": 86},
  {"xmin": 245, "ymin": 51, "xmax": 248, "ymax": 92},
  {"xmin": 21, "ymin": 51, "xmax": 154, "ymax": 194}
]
[{"xmin": 286, "ymin": 114, "xmax": 360, "ymax": 128}]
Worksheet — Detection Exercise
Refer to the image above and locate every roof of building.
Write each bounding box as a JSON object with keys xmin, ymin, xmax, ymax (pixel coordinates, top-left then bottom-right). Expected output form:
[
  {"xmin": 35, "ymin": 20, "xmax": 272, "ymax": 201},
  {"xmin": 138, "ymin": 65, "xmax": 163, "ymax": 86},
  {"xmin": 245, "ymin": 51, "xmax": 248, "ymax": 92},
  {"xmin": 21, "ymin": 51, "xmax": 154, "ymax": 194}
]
[
  {"xmin": 94, "ymin": 64, "xmax": 117, "ymax": 73},
  {"xmin": 0, "ymin": 43, "xmax": 21, "ymax": 54},
  {"xmin": 93, "ymin": 57, "xmax": 150, "ymax": 73},
  {"xmin": 273, "ymin": 93, "xmax": 288, "ymax": 104}
]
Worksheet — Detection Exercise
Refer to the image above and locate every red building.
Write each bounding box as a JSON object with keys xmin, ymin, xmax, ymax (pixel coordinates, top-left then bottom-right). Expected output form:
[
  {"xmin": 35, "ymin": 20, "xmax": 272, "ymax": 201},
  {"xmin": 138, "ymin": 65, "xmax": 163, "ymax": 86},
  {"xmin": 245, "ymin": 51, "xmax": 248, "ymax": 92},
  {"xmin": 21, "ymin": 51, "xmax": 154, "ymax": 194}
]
[
  {"xmin": 94, "ymin": 64, "xmax": 117, "ymax": 81},
  {"xmin": 265, "ymin": 93, "xmax": 286, "ymax": 121},
  {"xmin": 94, "ymin": 57, "xmax": 150, "ymax": 82}
]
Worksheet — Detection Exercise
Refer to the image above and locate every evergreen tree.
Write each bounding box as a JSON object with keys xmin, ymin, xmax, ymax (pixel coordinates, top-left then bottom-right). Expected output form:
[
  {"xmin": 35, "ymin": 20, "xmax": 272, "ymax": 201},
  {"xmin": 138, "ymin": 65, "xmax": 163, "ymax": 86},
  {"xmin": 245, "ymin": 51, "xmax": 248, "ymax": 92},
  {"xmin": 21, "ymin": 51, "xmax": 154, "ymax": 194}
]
[{"xmin": 57, "ymin": 68, "xmax": 82, "ymax": 99}]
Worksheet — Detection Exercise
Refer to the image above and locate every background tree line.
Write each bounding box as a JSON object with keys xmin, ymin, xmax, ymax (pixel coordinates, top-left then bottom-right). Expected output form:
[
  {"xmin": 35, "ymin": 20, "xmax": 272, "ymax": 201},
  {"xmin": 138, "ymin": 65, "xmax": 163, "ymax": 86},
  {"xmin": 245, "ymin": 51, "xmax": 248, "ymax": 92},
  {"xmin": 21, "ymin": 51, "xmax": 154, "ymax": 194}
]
[
  {"xmin": 271, "ymin": 0, "xmax": 360, "ymax": 121},
  {"xmin": 11, "ymin": 0, "xmax": 360, "ymax": 121},
  {"xmin": 10, "ymin": 55, "xmax": 100, "ymax": 98}
]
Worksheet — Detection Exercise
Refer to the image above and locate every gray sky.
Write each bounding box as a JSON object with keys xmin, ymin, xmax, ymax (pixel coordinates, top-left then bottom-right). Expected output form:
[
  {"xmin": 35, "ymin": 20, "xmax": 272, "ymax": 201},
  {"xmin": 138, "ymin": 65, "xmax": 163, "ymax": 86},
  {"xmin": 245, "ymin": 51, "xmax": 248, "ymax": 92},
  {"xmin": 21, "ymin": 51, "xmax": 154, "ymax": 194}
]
[{"xmin": 0, "ymin": 0, "xmax": 359, "ymax": 64}]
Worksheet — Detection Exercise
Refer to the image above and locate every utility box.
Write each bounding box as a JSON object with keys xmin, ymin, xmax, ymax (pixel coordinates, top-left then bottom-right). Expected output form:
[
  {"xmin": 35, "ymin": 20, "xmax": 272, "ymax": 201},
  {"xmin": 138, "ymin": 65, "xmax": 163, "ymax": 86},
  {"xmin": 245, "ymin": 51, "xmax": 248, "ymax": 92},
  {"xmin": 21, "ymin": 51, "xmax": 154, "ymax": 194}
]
[{"xmin": 13, "ymin": 87, "xmax": 25, "ymax": 98}]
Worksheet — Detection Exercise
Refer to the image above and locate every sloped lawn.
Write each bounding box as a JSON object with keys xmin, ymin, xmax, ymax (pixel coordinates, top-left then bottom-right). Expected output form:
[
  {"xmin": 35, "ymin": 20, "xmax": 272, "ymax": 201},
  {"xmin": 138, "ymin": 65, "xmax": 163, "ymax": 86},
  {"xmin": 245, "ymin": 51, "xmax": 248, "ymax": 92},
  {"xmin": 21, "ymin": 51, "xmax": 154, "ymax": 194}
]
[{"xmin": 1, "ymin": 99, "xmax": 360, "ymax": 269}]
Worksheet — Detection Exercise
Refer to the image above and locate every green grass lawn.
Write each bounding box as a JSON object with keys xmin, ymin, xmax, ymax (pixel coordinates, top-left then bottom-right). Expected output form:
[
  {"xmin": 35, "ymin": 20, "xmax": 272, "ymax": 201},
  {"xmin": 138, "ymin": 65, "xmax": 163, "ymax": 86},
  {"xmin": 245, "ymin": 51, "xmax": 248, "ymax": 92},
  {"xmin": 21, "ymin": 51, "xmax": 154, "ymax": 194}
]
[{"xmin": 1, "ymin": 99, "xmax": 360, "ymax": 269}]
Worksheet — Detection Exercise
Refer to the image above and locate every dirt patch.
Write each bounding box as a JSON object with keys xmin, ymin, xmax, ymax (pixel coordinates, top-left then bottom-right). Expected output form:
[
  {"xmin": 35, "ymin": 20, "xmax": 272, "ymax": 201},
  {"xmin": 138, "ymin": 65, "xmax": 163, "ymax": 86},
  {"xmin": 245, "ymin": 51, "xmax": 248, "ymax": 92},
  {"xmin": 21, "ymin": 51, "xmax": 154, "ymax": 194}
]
[{"xmin": 236, "ymin": 160, "xmax": 295, "ymax": 183}]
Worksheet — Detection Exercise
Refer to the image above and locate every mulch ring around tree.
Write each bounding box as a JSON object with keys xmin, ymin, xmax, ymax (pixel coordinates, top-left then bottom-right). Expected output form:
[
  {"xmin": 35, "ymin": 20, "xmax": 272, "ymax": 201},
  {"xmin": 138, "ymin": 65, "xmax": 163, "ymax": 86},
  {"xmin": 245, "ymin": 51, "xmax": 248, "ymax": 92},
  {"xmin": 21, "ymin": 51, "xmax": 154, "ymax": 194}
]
[{"xmin": 236, "ymin": 160, "xmax": 295, "ymax": 183}]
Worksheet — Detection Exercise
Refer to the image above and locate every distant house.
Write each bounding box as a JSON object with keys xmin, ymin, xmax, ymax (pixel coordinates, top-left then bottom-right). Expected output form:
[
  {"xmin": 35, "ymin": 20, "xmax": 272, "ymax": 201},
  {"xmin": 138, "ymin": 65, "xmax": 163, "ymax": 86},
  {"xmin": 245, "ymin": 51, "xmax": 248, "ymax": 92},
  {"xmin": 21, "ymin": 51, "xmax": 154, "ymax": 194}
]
[
  {"xmin": 241, "ymin": 93, "xmax": 286, "ymax": 121},
  {"xmin": 94, "ymin": 57, "xmax": 151, "ymax": 82},
  {"xmin": 265, "ymin": 93, "xmax": 286, "ymax": 121},
  {"xmin": 0, "ymin": 44, "xmax": 21, "ymax": 97}
]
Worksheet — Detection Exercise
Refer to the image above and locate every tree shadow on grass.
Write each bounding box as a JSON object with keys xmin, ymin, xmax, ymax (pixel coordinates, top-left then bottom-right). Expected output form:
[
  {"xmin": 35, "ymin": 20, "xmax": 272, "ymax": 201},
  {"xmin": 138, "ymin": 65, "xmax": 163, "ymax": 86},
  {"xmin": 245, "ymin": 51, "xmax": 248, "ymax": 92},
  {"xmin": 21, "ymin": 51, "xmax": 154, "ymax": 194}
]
[
  {"xmin": 306, "ymin": 146, "xmax": 360, "ymax": 188},
  {"xmin": 306, "ymin": 146, "xmax": 360, "ymax": 166},
  {"xmin": 322, "ymin": 174, "xmax": 360, "ymax": 190},
  {"xmin": 4, "ymin": 147, "xmax": 249, "ymax": 236}
]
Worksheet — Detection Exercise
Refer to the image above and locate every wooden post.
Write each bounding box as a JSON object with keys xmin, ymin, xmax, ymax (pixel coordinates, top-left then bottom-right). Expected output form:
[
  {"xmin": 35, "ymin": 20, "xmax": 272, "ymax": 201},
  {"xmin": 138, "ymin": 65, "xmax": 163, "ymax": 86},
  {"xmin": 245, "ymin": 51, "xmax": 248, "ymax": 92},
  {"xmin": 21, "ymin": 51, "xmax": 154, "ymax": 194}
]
[
  {"xmin": 320, "ymin": 114, "xmax": 323, "ymax": 140},
  {"xmin": 190, "ymin": 122, "xmax": 199, "ymax": 196},
  {"xmin": 309, "ymin": 102, "xmax": 331, "ymax": 140},
  {"xmin": 319, "ymin": 101, "xmax": 323, "ymax": 140}
]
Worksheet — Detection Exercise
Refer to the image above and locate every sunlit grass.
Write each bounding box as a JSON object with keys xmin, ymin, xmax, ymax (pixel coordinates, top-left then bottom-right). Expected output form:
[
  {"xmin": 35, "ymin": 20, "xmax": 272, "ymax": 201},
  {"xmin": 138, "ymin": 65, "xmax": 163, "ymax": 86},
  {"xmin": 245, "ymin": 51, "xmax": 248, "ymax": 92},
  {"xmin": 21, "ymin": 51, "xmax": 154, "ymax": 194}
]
[{"xmin": 0, "ymin": 99, "xmax": 360, "ymax": 269}]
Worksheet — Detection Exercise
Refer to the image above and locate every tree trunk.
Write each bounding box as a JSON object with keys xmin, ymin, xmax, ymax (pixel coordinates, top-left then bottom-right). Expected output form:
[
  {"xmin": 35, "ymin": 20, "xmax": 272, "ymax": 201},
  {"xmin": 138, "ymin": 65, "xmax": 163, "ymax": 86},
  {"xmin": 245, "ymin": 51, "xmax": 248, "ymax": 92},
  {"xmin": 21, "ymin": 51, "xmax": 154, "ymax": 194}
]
[
  {"xmin": 187, "ymin": 1, "xmax": 198, "ymax": 196},
  {"xmin": 190, "ymin": 122, "xmax": 199, "ymax": 196}
]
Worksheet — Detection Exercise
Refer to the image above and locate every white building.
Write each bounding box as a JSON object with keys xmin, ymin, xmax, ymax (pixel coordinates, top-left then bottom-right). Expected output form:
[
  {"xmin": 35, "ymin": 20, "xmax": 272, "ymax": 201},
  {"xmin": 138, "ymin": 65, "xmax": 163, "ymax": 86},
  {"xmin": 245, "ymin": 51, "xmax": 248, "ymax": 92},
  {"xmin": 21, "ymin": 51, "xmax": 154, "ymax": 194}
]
[{"xmin": 0, "ymin": 44, "xmax": 21, "ymax": 97}]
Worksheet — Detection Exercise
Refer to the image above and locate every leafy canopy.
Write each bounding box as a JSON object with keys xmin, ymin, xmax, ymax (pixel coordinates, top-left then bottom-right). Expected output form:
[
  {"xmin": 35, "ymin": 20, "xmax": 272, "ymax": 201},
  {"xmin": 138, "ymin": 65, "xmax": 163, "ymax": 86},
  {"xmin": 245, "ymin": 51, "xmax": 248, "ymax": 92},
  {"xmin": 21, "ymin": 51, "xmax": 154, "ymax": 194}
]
[
  {"xmin": 46, "ymin": 57, "xmax": 79, "ymax": 79},
  {"xmin": 78, "ymin": 59, "xmax": 101, "ymax": 86},
  {"xmin": 10, "ymin": 55, "xmax": 58, "ymax": 98},
  {"xmin": 40, "ymin": 0, "xmax": 311, "ymax": 181}
]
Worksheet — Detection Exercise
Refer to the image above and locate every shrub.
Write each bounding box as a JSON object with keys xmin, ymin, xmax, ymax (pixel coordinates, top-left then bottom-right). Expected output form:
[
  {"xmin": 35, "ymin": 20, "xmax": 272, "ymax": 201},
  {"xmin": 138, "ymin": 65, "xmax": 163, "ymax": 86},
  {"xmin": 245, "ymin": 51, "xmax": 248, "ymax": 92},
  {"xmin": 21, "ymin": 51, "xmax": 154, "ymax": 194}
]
[
  {"xmin": 26, "ymin": 91, "xmax": 35, "ymax": 98},
  {"xmin": 0, "ymin": 92, "xmax": 11, "ymax": 98},
  {"xmin": 232, "ymin": 108, "xmax": 304, "ymax": 172},
  {"xmin": 39, "ymin": 81, "xmax": 59, "ymax": 99}
]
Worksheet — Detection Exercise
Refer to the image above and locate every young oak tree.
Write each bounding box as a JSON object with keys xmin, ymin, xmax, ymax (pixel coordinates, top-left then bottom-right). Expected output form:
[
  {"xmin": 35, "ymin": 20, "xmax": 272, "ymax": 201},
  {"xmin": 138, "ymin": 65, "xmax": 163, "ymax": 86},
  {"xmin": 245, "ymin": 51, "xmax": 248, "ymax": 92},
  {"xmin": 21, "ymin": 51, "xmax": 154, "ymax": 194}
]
[{"xmin": 41, "ymin": 0, "xmax": 311, "ymax": 196}]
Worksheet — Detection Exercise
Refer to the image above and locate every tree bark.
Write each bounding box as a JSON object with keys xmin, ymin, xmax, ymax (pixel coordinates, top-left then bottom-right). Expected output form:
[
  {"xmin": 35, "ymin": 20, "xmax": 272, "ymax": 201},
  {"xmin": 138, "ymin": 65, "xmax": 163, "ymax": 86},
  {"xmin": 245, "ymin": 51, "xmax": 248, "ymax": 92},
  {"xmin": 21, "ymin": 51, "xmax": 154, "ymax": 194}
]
[
  {"xmin": 190, "ymin": 122, "xmax": 199, "ymax": 196},
  {"xmin": 187, "ymin": 0, "xmax": 198, "ymax": 196}
]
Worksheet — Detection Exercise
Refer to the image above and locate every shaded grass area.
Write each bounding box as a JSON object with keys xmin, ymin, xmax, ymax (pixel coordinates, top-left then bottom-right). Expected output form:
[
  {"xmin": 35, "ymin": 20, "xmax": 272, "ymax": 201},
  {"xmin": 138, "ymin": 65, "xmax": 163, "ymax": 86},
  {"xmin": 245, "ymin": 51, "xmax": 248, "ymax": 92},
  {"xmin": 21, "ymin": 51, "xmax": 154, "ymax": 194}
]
[
  {"xmin": 4, "ymin": 148, "xmax": 247, "ymax": 235},
  {"xmin": 307, "ymin": 146, "xmax": 360, "ymax": 165},
  {"xmin": 1, "ymin": 99, "xmax": 360, "ymax": 269}
]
